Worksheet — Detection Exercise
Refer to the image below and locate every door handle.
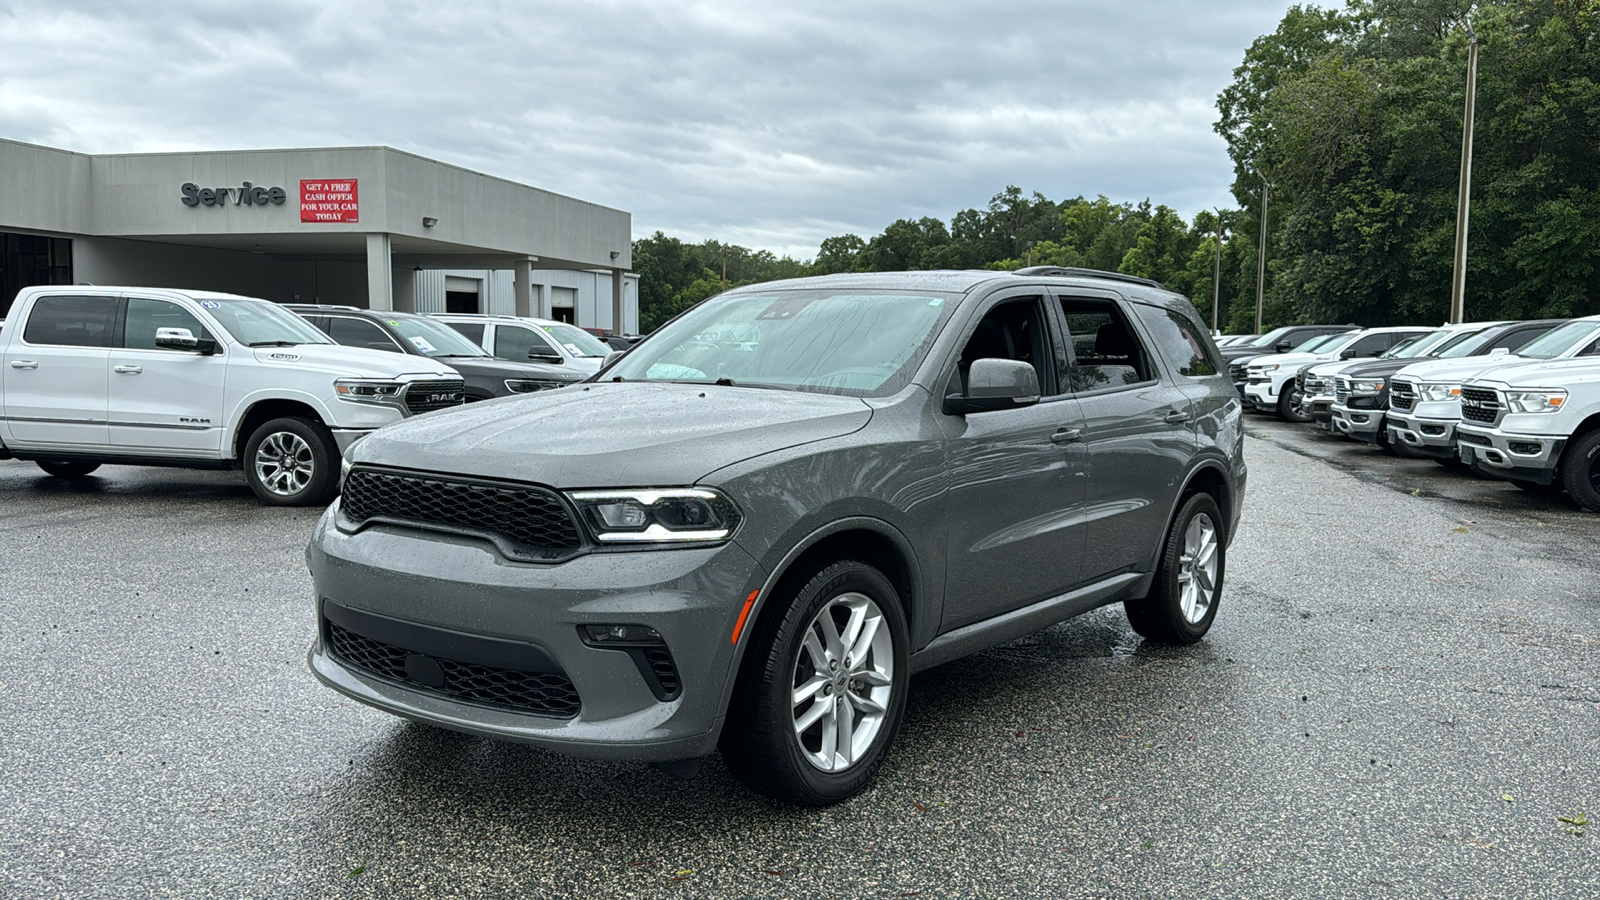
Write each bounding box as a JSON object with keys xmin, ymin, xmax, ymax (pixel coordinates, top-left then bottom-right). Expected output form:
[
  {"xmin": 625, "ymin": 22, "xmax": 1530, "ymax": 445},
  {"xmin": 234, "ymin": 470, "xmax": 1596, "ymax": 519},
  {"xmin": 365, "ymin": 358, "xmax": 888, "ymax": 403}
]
[
  {"xmin": 1163, "ymin": 409, "xmax": 1191, "ymax": 424},
  {"xmin": 9, "ymin": 360, "xmax": 38, "ymax": 369},
  {"xmin": 1051, "ymin": 428, "xmax": 1083, "ymax": 444},
  {"xmin": 114, "ymin": 365, "xmax": 143, "ymax": 374}
]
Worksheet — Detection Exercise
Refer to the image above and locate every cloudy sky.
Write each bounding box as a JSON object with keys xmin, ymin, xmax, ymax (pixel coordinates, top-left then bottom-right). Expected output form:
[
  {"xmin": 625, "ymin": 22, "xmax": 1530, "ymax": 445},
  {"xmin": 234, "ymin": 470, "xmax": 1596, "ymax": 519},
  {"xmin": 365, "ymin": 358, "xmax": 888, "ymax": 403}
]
[{"xmin": 1, "ymin": 0, "xmax": 1293, "ymax": 259}]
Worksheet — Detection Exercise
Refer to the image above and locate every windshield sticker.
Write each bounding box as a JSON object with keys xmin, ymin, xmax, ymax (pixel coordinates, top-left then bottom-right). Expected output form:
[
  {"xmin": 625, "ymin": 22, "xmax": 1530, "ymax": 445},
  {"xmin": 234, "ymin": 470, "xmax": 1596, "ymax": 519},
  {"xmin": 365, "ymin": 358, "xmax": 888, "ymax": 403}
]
[
  {"xmin": 200, "ymin": 300, "xmax": 221, "ymax": 309},
  {"xmin": 408, "ymin": 336, "xmax": 436, "ymax": 353},
  {"xmin": 563, "ymin": 343, "xmax": 582, "ymax": 355}
]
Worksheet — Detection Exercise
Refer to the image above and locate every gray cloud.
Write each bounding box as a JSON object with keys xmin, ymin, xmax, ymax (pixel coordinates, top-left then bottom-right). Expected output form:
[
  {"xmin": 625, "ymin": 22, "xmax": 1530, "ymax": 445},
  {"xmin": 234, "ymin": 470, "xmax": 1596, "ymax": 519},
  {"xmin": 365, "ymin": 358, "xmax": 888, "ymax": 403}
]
[{"xmin": 0, "ymin": 0, "xmax": 1291, "ymax": 257}]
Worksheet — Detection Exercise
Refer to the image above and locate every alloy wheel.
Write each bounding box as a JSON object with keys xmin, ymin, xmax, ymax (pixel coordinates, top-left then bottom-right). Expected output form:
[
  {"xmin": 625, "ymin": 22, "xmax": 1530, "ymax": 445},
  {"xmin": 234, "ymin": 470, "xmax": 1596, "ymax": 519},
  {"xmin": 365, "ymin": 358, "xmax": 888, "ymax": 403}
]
[
  {"xmin": 1177, "ymin": 513, "xmax": 1219, "ymax": 623},
  {"xmin": 253, "ymin": 431, "xmax": 314, "ymax": 496},
  {"xmin": 790, "ymin": 592, "xmax": 894, "ymax": 773}
]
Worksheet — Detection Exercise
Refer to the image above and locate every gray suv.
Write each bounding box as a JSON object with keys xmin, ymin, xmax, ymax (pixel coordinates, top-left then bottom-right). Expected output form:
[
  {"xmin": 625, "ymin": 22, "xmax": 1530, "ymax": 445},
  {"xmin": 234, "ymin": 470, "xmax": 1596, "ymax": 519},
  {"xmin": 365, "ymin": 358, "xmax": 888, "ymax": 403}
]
[{"xmin": 307, "ymin": 270, "xmax": 1247, "ymax": 805}]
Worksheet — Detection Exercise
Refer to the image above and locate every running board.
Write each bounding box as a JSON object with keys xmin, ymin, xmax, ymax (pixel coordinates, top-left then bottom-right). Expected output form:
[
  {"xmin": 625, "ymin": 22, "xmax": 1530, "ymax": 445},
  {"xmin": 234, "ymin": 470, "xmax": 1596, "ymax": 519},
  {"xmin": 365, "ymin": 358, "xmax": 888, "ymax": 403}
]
[{"xmin": 910, "ymin": 571, "xmax": 1150, "ymax": 674}]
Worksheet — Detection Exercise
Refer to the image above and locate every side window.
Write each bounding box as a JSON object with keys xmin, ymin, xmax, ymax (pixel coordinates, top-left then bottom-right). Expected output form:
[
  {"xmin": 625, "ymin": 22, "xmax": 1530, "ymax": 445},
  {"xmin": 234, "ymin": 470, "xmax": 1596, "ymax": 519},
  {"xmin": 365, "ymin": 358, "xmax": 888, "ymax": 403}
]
[
  {"xmin": 22, "ymin": 295, "xmax": 119, "ymax": 347},
  {"xmin": 1058, "ymin": 298, "xmax": 1154, "ymax": 391},
  {"xmin": 1134, "ymin": 305, "xmax": 1218, "ymax": 376},
  {"xmin": 327, "ymin": 317, "xmax": 402, "ymax": 352},
  {"xmin": 1348, "ymin": 333, "xmax": 1389, "ymax": 357},
  {"xmin": 1496, "ymin": 326, "xmax": 1552, "ymax": 353},
  {"xmin": 948, "ymin": 297, "xmax": 1054, "ymax": 397},
  {"xmin": 495, "ymin": 324, "xmax": 558, "ymax": 361},
  {"xmin": 447, "ymin": 322, "xmax": 485, "ymax": 345},
  {"xmin": 123, "ymin": 298, "xmax": 213, "ymax": 350}
]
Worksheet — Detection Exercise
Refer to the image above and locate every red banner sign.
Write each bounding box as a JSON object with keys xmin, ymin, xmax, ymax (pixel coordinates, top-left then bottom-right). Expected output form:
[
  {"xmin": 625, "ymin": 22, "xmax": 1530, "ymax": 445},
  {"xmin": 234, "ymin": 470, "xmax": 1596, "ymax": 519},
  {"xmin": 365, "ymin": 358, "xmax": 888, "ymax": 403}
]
[{"xmin": 300, "ymin": 180, "xmax": 360, "ymax": 223}]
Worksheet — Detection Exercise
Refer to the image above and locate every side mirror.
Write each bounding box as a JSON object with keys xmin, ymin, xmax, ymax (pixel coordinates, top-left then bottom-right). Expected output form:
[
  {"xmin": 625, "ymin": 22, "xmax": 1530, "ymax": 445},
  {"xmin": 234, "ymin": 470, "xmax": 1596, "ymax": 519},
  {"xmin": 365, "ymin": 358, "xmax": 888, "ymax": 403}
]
[
  {"xmin": 155, "ymin": 327, "xmax": 216, "ymax": 355},
  {"xmin": 1340, "ymin": 348, "xmax": 1358, "ymax": 359},
  {"xmin": 1275, "ymin": 340, "xmax": 1293, "ymax": 353},
  {"xmin": 528, "ymin": 349, "xmax": 564, "ymax": 364},
  {"xmin": 602, "ymin": 350, "xmax": 624, "ymax": 369},
  {"xmin": 1488, "ymin": 347, "xmax": 1510, "ymax": 357},
  {"xmin": 944, "ymin": 358, "xmax": 1041, "ymax": 415}
]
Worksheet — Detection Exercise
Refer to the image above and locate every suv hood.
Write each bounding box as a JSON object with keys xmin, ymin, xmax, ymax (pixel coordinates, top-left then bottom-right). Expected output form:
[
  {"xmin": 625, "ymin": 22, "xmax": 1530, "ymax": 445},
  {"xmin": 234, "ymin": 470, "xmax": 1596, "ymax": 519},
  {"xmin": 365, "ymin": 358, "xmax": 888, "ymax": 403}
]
[
  {"xmin": 436, "ymin": 355, "xmax": 587, "ymax": 383},
  {"xmin": 1305, "ymin": 358, "xmax": 1371, "ymax": 378},
  {"xmin": 351, "ymin": 381, "xmax": 875, "ymax": 487},
  {"xmin": 249, "ymin": 343, "xmax": 457, "ymax": 379},
  {"xmin": 1393, "ymin": 355, "xmax": 1523, "ymax": 384},
  {"xmin": 1470, "ymin": 357, "xmax": 1600, "ymax": 389}
]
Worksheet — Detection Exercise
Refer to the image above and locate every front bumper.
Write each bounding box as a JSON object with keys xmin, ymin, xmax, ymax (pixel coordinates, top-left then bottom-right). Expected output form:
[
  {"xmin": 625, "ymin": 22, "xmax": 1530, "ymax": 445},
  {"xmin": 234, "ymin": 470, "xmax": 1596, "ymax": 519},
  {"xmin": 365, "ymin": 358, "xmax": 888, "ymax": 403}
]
[
  {"xmin": 1243, "ymin": 382, "xmax": 1275, "ymax": 410},
  {"xmin": 1307, "ymin": 395, "xmax": 1336, "ymax": 426},
  {"xmin": 1331, "ymin": 403, "xmax": 1384, "ymax": 444},
  {"xmin": 306, "ymin": 503, "xmax": 767, "ymax": 760},
  {"xmin": 330, "ymin": 428, "xmax": 377, "ymax": 455},
  {"xmin": 1387, "ymin": 410, "xmax": 1460, "ymax": 459},
  {"xmin": 1456, "ymin": 423, "xmax": 1565, "ymax": 485}
]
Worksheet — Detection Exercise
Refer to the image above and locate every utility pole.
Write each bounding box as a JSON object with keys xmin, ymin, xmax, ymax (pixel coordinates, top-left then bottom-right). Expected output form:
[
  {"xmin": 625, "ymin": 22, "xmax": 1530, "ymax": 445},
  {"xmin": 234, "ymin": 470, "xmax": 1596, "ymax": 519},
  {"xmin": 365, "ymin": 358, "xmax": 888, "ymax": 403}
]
[
  {"xmin": 1449, "ymin": 22, "xmax": 1479, "ymax": 324},
  {"xmin": 1255, "ymin": 181, "xmax": 1269, "ymax": 335},
  {"xmin": 1212, "ymin": 210, "xmax": 1224, "ymax": 334}
]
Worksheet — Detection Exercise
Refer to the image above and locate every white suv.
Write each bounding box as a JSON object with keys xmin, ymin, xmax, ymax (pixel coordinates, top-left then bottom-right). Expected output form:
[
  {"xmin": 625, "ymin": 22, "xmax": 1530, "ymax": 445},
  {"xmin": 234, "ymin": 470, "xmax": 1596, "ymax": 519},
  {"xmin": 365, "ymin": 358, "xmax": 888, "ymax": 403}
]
[
  {"xmin": 431, "ymin": 314, "xmax": 612, "ymax": 374},
  {"xmin": 0, "ymin": 286, "xmax": 463, "ymax": 505}
]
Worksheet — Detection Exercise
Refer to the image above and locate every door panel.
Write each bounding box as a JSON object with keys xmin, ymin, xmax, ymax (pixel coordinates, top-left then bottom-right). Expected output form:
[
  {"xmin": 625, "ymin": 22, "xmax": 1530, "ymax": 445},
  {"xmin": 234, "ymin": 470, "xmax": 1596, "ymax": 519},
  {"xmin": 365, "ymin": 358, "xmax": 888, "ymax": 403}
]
[
  {"xmin": 1074, "ymin": 385, "xmax": 1195, "ymax": 579},
  {"xmin": 1, "ymin": 294, "xmax": 115, "ymax": 448},
  {"xmin": 107, "ymin": 297, "xmax": 228, "ymax": 454}
]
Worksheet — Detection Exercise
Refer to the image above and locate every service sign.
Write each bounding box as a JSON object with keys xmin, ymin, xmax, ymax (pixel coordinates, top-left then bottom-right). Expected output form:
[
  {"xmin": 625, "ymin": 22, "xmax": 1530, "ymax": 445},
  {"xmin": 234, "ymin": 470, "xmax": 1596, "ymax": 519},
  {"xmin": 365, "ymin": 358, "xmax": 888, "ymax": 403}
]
[{"xmin": 300, "ymin": 180, "xmax": 360, "ymax": 223}]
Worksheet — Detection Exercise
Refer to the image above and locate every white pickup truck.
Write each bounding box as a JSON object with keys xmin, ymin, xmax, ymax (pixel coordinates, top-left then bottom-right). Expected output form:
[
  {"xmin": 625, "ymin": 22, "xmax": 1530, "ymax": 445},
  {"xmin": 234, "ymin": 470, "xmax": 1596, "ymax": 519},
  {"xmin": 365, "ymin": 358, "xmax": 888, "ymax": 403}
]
[
  {"xmin": 1456, "ymin": 357, "xmax": 1600, "ymax": 511},
  {"xmin": 0, "ymin": 286, "xmax": 465, "ymax": 505}
]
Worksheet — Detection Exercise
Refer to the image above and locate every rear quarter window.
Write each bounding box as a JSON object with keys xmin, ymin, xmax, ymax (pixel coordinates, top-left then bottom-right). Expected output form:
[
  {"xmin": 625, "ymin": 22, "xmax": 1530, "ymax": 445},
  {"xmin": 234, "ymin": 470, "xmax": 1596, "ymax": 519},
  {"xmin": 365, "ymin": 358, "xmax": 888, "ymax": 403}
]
[{"xmin": 1133, "ymin": 304, "xmax": 1220, "ymax": 377}]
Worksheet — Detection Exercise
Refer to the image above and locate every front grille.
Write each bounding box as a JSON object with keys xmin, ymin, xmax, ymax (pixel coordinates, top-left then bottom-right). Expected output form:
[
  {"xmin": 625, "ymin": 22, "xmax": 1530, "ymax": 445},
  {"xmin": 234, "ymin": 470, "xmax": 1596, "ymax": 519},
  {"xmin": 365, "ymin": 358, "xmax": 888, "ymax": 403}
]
[
  {"xmin": 1335, "ymin": 377, "xmax": 1351, "ymax": 402},
  {"xmin": 1304, "ymin": 376, "xmax": 1332, "ymax": 397},
  {"xmin": 340, "ymin": 468, "xmax": 583, "ymax": 562},
  {"xmin": 1295, "ymin": 370, "xmax": 1308, "ymax": 392},
  {"xmin": 326, "ymin": 620, "xmax": 581, "ymax": 717},
  {"xmin": 1459, "ymin": 387, "xmax": 1501, "ymax": 424},
  {"xmin": 1391, "ymin": 381, "xmax": 1416, "ymax": 410},
  {"xmin": 403, "ymin": 379, "xmax": 466, "ymax": 415},
  {"xmin": 1229, "ymin": 362, "xmax": 1247, "ymax": 382}
]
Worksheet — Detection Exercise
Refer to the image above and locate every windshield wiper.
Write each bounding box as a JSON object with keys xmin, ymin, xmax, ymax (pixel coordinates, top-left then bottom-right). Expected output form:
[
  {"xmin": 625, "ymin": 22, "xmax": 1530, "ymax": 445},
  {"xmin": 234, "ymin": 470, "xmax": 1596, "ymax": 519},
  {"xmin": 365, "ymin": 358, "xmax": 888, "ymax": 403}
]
[{"xmin": 249, "ymin": 340, "xmax": 300, "ymax": 347}]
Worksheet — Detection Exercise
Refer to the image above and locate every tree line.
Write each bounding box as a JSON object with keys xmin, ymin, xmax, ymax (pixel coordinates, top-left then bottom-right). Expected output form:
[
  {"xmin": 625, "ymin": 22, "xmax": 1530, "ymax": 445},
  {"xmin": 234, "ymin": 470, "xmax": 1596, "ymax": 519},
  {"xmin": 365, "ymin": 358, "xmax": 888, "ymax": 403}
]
[{"xmin": 635, "ymin": 0, "xmax": 1596, "ymax": 335}]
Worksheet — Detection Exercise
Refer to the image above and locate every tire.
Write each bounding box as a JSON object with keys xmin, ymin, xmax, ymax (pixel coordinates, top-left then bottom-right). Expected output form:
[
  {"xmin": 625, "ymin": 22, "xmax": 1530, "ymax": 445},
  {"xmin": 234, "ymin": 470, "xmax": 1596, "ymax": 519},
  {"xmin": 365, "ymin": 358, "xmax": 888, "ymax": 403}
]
[
  {"xmin": 1559, "ymin": 428, "xmax": 1600, "ymax": 512},
  {"xmin": 1276, "ymin": 384, "xmax": 1312, "ymax": 423},
  {"xmin": 242, "ymin": 416, "xmax": 339, "ymax": 507},
  {"xmin": 36, "ymin": 460, "xmax": 101, "ymax": 478},
  {"xmin": 1434, "ymin": 456, "xmax": 1465, "ymax": 470},
  {"xmin": 720, "ymin": 560, "xmax": 910, "ymax": 806},
  {"xmin": 1126, "ymin": 493, "xmax": 1225, "ymax": 644}
]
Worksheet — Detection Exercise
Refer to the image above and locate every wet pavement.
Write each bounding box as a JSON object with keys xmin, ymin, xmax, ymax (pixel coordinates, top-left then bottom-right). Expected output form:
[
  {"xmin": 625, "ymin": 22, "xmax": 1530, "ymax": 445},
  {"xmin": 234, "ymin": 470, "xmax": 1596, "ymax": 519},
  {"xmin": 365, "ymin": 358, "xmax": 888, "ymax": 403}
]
[{"xmin": 2, "ymin": 422, "xmax": 1597, "ymax": 898}]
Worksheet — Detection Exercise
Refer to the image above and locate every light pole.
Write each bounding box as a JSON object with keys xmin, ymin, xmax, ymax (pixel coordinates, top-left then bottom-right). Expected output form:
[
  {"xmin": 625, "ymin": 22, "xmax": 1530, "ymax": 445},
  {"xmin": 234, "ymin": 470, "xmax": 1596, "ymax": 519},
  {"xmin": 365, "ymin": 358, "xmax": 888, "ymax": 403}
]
[
  {"xmin": 1212, "ymin": 209, "xmax": 1226, "ymax": 334},
  {"xmin": 1449, "ymin": 21, "xmax": 1479, "ymax": 324},
  {"xmin": 1255, "ymin": 181, "xmax": 1269, "ymax": 335}
]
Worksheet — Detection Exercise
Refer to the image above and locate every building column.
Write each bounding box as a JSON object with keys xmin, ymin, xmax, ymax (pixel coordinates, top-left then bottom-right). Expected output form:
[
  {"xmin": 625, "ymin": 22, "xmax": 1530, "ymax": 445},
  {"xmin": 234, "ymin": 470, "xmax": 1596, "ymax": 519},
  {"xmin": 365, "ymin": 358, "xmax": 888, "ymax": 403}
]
[
  {"xmin": 365, "ymin": 233, "xmax": 393, "ymax": 311},
  {"xmin": 536, "ymin": 281, "xmax": 550, "ymax": 319},
  {"xmin": 514, "ymin": 258, "xmax": 534, "ymax": 318},
  {"xmin": 611, "ymin": 268, "xmax": 626, "ymax": 334},
  {"xmin": 391, "ymin": 265, "xmax": 416, "ymax": 312}
]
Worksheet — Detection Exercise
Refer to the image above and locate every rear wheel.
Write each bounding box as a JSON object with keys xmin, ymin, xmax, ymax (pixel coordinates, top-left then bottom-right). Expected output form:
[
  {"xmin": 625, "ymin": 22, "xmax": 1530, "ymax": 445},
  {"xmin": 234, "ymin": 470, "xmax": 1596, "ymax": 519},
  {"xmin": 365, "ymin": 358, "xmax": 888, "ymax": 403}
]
[
  {"xmin": 1126, "ymin": 493, "xmax": 1224, "ymax": 644},
  {"xmin": 720, "ymin": 560, "xmax": 909, "ymax": 806},
  {"xmin": 242, "ymin": 416, "xmax": 339, "ymax": 507},
  {"xmin": 1559, "ymin": 428, "xmax": 1600, "ymax": 512},
  {"xmin": 36, "ymin": 460, "xmax": 101, "ymax": 478}
]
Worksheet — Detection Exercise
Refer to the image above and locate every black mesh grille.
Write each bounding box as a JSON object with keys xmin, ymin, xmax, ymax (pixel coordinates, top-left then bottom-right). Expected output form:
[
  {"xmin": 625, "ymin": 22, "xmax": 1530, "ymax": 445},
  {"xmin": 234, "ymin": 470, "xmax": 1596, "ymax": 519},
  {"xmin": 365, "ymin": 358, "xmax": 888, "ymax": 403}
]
[
  {"xmin": 341, "ymin": 468, "xmax": 583, "ymax": 561},
  {"xmin": 404, "ymin": 380, "xmax": 466, "ymax": 415},
  {"xmin": 1457, "ymin": 432, "xmax": 1491, "ymax": 446},
  {"xmin": 1460, "ymin": 387, "xmax": 1500, "ymax": 424},
  {"xmin": 1390, "ymin": 382, "xmax": 1416, "ymax": 410},
  {"xmin": 326, "ymin": 620, "xmax": 581, "ymax": 717}
]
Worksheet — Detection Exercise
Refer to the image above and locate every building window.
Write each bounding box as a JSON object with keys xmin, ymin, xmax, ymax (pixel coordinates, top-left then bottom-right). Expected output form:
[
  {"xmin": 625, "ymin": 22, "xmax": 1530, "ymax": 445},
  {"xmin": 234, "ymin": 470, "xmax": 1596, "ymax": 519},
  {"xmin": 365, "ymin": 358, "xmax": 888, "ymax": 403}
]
[{"xmin": 2, "ymin": 232, "xmax": 74, "ymax": 319}]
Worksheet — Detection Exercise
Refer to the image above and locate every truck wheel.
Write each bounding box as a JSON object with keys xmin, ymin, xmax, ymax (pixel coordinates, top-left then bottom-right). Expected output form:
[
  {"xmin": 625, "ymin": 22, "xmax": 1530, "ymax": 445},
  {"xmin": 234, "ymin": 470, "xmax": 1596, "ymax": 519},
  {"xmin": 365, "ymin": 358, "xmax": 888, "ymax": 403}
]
[
  {"xmin": 1126, "ymin": 493, "xmax": 1225, "ymax": 644},
  {"xmin": 720, "ymin": 560, "xmax": 909, "ymax": 806},
  {"xmin": 1276, "ymin": 384, "xmax": 1312, "ymax": 423},
  {"xmin": 243, "ymin": 416, "xmax": 339, "ymax": 507},
  {"xmin": 37, "ymin": 460, "xmax": 101, "ymax": 478},
  {"xmin": 1559, "ymin": 429, "xmax": 1600, "ymax": 512}
]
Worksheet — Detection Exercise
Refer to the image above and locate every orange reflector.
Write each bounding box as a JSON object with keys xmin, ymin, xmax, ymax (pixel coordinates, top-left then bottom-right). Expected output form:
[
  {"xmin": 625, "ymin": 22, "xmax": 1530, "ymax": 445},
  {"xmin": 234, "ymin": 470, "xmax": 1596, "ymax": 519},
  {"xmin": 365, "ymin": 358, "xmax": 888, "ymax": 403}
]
[
  {"xmin": 1550, "ymin": 396, "xmax": 1564, "ymax": 407},
  {"xmin": 730, "ymin": 590, "xmax": 759, "ymax": 644}
]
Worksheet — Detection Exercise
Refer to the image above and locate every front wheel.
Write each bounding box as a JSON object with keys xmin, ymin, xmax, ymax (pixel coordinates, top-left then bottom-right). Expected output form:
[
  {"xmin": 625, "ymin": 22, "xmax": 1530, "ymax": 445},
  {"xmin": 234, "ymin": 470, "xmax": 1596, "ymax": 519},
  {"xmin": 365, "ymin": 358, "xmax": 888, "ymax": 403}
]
[
  {"xmin": 1277, "ymin": 384, "xmax": 1312, "ymax": 423},
  {"xmin": 1559, "ymin": 428, "xmax": 1600, "ymax": 512},
  {"xmin": 242, "ymin": 416, "xmax": 339, "ymax": 507},
  {"xmin": 37, "ymin": 460, "xmax": 101, "ymax": 478},
  {"xmin": 720, "ymin": 560, "xmax": 909, "ymax": 806},
  {"xmin": 1126, "ymin": 493, "xmax": 1225, "ymax": 644}
]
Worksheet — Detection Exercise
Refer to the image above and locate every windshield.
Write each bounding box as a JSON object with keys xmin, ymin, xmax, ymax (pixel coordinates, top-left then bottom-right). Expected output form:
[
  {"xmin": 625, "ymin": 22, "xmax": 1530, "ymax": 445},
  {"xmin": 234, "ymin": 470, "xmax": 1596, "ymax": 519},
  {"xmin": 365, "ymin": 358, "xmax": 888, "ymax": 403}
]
[
  {"xmin": 386, "ymin": 316, "xmax": 491, "ymax": 358},
  {"xmin": 1398, "ymin": 328, "xmax": 1471, "ymax": 359},
  {"xmin": 1379, "ymin": 335, "xmax": 1424, "ymax": 359},
  {"xmin": 540, "ymin": 322, "xmax": 611, "ymax": 357},
  {"xmin": 1248, "ymin": 327, "xmax": 1294, "ymax": 348},
  {"xmin": 1515, "ymin": 320, "xmax": 1600, "ymax": 360},
  {"xmin": 605, "ymin": 289, "xmax": 960, "ymax": 396},
  {"xmin": 206, "ymin": 298, "xmax": 332, "ymax": 346},
  {"xmin": 1290, "ymin": 334, "xmax": 1337, "ymax": 353}
]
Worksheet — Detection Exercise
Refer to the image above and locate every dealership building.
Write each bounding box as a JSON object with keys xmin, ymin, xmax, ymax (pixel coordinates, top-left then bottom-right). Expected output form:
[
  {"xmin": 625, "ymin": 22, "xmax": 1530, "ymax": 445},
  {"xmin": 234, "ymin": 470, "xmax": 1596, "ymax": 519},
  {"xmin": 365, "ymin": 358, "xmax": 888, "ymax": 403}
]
[{"xmin": 0, "ymin": 138, "xmax": 637, "ymax": 332}]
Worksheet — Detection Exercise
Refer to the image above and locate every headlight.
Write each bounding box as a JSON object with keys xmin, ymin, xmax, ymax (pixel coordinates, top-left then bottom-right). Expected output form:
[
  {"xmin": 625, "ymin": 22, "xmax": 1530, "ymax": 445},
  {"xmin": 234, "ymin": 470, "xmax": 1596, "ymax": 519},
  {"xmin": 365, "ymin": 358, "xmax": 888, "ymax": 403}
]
[
  {"xmin": 505, "ymin": 379, "xmax": 575, "ymax": 393},
  {"xmin": 1350, "ymin": 379, "xmax": 1385, "ymax": 393},
  {"xmin": 334, "ymin": 378, "xmax": 405, "ymax": 405},
  {"xmin": 1503, "ymin": 389, "xmax": 1566, "ymax": 414},
  {"xmin": 567, "ymin": 488, "xmax": 742, "ymax": 544},
  {"xmin": 1260, "ymin": 364, "xmax": 1280, "ymax": 372},
  {"xmin": 1418, "ymin": 382, "xmax": 1462, "ymax": 402}
]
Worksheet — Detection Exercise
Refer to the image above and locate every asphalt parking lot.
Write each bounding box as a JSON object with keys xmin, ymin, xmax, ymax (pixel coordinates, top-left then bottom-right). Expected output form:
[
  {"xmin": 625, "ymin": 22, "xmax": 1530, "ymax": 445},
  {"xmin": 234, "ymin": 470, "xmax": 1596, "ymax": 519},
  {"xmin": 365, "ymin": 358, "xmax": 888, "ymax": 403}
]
[{"xmin": 3, "ymin": 421, "xmax": 1597, "ymax": 899}]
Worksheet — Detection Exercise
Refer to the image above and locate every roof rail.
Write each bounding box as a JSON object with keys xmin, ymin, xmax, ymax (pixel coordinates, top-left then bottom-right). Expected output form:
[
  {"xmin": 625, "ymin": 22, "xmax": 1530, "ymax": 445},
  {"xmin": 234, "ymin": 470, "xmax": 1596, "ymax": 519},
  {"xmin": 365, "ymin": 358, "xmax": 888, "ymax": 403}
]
[
  {"xmin": 281, "ymin": 303, "xmax": 361, "ymax": 311},
  {"xmin": 1012, "ymin": 266, "xmax": 1166, "ymax": 290}
]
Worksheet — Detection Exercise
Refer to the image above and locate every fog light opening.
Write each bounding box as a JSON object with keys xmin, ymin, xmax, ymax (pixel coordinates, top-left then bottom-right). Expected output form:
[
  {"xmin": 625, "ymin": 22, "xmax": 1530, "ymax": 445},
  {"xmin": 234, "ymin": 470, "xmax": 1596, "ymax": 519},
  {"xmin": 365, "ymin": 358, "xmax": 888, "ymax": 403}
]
[{"xmin": 1507, "ymin": 441, "xmax": 1543, "ymax": 456}]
